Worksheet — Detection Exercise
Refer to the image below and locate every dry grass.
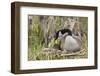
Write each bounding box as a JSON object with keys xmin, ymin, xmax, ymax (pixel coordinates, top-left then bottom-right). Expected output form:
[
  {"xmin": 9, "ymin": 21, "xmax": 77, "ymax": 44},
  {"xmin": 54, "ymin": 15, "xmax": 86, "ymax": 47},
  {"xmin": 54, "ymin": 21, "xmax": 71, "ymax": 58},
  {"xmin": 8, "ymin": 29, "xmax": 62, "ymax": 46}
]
[
  {"xmin": 28, "ymin": 16, "xmax": 88, "ymax": 61},
  {"xmin": 28, "ymin": 34, "xmax": 88, "ymax": 61}
]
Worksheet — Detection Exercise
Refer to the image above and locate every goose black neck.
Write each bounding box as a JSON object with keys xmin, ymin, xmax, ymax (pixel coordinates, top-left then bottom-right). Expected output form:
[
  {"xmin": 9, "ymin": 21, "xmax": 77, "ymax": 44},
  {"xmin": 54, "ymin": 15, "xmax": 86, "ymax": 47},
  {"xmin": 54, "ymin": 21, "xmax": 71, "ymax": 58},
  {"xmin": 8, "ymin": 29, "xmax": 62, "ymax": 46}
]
[{"xmin": 55, "ymin": 29, "xmax": 72, "ymax": 40}]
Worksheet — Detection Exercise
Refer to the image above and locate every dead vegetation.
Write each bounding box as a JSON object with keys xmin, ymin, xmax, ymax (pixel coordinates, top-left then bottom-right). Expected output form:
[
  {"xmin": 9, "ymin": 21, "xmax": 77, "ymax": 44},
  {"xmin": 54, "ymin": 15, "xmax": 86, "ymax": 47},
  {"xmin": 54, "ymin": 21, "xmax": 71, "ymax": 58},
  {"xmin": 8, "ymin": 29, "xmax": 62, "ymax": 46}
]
[{"xmin": 28, "ymin": 15, "xmax": 88, "ymax": 61}]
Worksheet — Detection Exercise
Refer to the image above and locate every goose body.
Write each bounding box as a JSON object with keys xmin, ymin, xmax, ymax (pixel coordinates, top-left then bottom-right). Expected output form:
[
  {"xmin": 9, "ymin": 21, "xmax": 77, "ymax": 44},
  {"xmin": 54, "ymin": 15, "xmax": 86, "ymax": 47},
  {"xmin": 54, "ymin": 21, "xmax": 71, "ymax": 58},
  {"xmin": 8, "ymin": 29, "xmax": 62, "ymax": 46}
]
[
  {"xmin": 55, "ymin": 29, "xmax": 81, "ymax": 52},
  {"xmin": 62, "ymin": 35, "xmax": 81, "ymax": 52}
]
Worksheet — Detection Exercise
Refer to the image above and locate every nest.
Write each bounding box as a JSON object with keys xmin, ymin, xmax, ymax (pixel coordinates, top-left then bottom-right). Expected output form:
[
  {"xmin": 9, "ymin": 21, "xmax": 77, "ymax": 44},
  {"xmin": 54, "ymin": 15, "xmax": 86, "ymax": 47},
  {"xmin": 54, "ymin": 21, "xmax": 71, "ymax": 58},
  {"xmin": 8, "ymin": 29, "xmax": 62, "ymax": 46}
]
[
  {"xmin": 42, "ymin": 48, "xmax": 86, "ymax": 56},
  {"xmin": 28, "ymin": 48, "xmax": 87, "ymax": 60}
]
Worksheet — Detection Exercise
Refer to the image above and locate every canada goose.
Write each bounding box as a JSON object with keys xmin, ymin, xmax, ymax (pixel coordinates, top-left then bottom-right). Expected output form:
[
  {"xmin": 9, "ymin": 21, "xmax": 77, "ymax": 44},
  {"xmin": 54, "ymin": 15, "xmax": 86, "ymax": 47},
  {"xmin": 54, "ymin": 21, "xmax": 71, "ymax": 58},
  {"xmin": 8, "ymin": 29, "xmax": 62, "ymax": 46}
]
[{"xmin": 55, "ymin": 29, "xmax": 81, "ymax": 52}]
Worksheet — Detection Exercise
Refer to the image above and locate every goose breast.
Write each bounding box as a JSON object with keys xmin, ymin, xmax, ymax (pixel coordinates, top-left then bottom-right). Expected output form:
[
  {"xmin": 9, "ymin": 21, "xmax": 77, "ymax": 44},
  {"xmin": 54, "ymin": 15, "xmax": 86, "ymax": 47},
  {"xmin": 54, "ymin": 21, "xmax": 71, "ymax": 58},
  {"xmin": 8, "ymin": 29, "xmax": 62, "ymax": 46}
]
[{"xmin": 64, "ymin": 36, "xmax": 81, "ymax": 52}]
